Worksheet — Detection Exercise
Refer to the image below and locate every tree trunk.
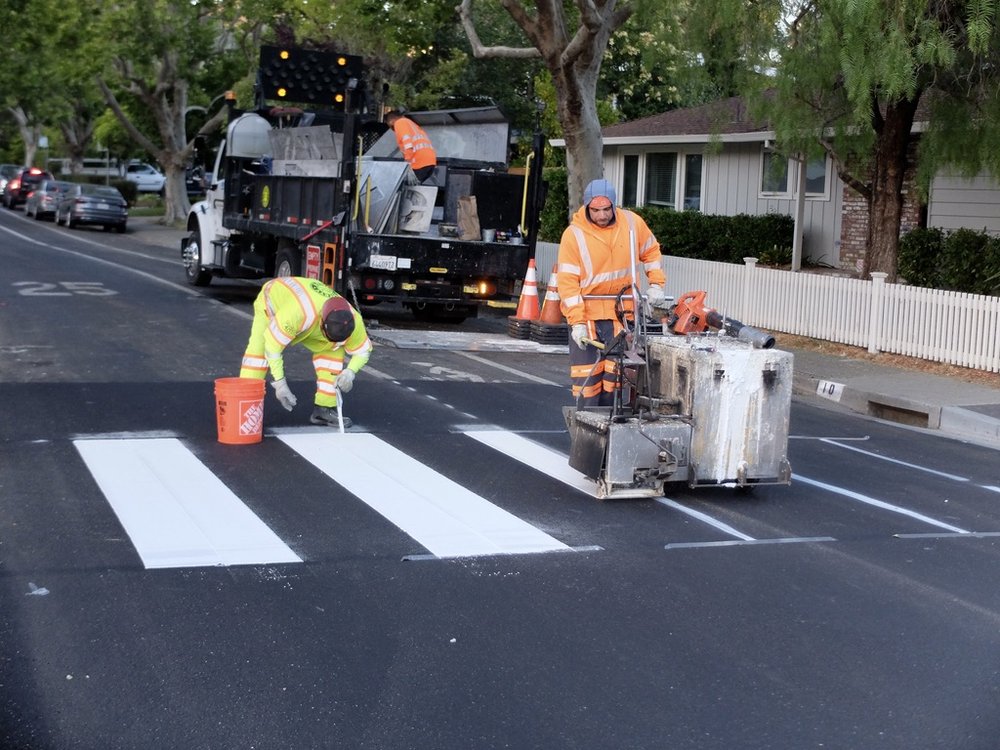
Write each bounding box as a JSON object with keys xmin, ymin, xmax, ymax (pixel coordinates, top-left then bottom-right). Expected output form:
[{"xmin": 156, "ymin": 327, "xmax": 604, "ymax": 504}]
[
  {"xmin": 863, "ymin": 97, "xmax": 918, "ymax": 282},
  {"xmin": 553, "ymin": 66, "xmax": 604, "ymax": 215}
]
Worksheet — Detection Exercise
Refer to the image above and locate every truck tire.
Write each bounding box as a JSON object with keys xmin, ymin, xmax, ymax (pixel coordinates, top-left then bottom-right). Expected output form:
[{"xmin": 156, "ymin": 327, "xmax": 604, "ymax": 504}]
[
  {"xmin": 182, "ymin": 231, "xmax": 212, "ymax": 287},
  {"xmin": 274, "ymin": 244, "xmax": 302, "ymax": 278}
]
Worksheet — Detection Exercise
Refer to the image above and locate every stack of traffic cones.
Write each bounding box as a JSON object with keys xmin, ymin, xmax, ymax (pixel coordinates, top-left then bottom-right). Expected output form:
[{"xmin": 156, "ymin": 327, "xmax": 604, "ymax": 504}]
[
  {"xmin": 530, "ymin": 265, "xmax": 568, "ymax": 345},
  {"xmin": 507, "ymin": 259, "xmax": 540, "ymax": 339}
]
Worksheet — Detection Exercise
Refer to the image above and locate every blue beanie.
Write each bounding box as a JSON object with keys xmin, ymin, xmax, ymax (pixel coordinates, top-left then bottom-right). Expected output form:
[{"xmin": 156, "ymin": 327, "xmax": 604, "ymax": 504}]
[{"xmin": 583, "ymin": 178, "xmax": 617, "ymax": 207}]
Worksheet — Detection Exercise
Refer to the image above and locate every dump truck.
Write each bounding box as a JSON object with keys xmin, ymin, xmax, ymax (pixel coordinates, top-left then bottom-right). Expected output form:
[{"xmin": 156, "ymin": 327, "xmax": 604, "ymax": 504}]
[{"xmin": 182, "ymin": 45, "xmax": 546, "ymax": 321}]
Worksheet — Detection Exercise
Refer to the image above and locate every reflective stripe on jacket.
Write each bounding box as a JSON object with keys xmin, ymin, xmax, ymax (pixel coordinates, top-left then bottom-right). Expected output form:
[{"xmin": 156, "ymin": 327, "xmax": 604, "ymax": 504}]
[
  {"xmin": 556, "ymin": 206, "xmax": 665, "ymax": 326},
  {"xmin": 392, "ymin": 117, "xmax": 436, "ymax": 171},
  {"xmin": 241, "ymin": 277, "xmax": 371, "ymax": 381}
]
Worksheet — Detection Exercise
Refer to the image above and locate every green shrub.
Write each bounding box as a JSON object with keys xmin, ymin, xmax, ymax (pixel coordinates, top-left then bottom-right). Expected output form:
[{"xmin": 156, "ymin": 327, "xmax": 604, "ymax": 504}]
[
  {"xmin": 636, "ymin": 208, "xmax": 793, "ymax": 264},
  {"xmin": 537, "ymin": 166, "xmax": 568, "ymax": 242},
  {"xmin": 899, "ymin": 226, "xmax": 1000, "ymax": 295},
  {"xmin": 898, "ymin": 227, "xmax": 944, "ymax": 287},
  {"xmin": 536, "ymin": 173, "xmax": 794, "ymax": 265}
]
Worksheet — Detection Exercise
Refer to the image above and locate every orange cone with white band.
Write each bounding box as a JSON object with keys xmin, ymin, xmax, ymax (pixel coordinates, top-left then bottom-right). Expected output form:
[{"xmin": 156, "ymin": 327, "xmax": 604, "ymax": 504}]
[
  {"xmin": 512, "ymin": 259, "xmax": 540, "ymax": 321},
  {"xmin": 538, "ymin": 265, "xmax": 564, "ymax": 325}
]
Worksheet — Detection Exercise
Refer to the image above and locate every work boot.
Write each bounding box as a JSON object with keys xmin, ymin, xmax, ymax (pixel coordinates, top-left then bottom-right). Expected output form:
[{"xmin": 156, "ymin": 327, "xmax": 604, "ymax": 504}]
[{"xmin": 310, "ymin": 405, "xmax": 352, "ymax": 429}]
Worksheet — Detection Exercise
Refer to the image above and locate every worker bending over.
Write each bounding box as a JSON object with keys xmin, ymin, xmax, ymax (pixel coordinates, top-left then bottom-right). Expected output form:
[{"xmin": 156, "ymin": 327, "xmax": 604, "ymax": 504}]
[
  {"xmin": 556, "ymin": 178, "xmax": 665, "ymax": 407},
  {"xmin": 385, "ymin": 110, "xmax": 437, "ymax": 183},
  {"xmin": 240, "ymin": 277, "xmax": 372, "ymax": 427}
]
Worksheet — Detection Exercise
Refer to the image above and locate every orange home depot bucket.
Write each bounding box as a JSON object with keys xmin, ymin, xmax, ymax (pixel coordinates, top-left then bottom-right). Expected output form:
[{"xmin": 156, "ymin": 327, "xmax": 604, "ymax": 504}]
[{"xmin": 214, "ymin": 377, "xmax": 266, "ymax": 445}]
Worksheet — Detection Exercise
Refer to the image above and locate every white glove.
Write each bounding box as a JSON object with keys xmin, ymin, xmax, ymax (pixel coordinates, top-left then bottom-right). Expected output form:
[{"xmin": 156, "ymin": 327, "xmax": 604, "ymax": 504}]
[
  {"xmin": 646, "ymin": 285, "xmax": 666, "ymax": 308},
  {"xmin": 271, "ymin": 378, "xmax": 297, "ymax": 411},
  {"xmin": 335, "ymin": 369, "xmax": 355, "ymax": 393},
  {"xmin": 571, "ymin": 323, "xmax": 589, "ymax": 350}
]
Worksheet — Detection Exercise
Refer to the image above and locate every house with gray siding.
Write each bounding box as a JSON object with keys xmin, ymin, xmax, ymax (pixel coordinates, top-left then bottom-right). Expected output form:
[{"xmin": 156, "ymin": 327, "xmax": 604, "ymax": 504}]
[{"xmin": 555, "ymin": 97, "xmax": 1000, "ymax": 274}]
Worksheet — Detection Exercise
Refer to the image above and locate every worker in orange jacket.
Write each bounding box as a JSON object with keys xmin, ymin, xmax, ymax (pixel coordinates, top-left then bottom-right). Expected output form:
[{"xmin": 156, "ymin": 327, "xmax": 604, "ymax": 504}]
[
  {"xmin": 240, "ymin": 277, "xmax": 372, "ymax": 428},
  {"xmin": 556, "ymin": 178, "xmax": 666, "ymax": 407},
  {"xmin": 385, "ymin": 110, "xmax": 437, "ymax": 183}
]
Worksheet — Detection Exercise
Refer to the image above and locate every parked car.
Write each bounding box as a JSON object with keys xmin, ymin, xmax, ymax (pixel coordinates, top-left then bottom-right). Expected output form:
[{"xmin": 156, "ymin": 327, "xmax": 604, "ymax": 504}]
[
  {"xmin": 124, "ymin": 162, "xmax": 166, "ymax": 193},
  {"xmin": 55, "ymin": 183, "xmax": 128, "ymax": 232},
  {"xmin": 0, "ymin": 164, "xmax": 20, "ymax": 197},
  {"xmin": 24, "ymin": 179, "xmax": 73, "ymax": 220},
  {"xmin": 3, "ymin": 167, "xmax": 53, "ymax": 209}
]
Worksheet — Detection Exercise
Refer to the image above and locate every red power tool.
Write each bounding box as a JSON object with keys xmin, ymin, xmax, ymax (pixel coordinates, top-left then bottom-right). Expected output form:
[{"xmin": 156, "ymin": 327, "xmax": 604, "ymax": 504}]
[{"xmin": 667, "ymin": 290, "xmax": 776, "ymax": 349}]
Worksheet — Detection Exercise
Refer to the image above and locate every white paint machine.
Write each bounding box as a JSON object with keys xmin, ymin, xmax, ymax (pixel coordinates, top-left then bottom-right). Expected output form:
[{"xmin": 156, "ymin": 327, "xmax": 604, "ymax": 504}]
[{"xmin": 564, "ymin": 288, "xmax": 793, "ymax": 499}]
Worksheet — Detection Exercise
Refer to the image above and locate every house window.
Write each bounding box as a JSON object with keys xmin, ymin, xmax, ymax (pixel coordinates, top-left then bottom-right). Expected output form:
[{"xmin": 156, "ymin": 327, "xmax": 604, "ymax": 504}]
[
  {"xmin": 622, "ymin": 155, "xmax": 638, "ymax": 207},
  {"xmin": 645, "ymin": 153, "xmax": 677, "ymax": 208},
  {"xmin": 683, "ymin": 154, "xmax": 702, "ymax": 210},
  {"xmin": 805, "ymin": 157, "xmax": 827, "ymax": 196},
  {"xmin": 761, "ymin": 151, "xmax": 788, "ymax": 194}
]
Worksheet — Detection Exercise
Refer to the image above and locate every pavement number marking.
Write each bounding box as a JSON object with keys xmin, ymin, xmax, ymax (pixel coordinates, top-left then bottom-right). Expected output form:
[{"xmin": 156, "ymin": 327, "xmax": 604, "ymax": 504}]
[
  {"xmin": 14, "ymin": 281, "xmax": 118, "ymax": 296},
  {"xmin": 278, "ymin": 432, "xmax": 570, "ymax": 558},
  {"xmin": 816, "ymin": 379, "xmax": 844, "ymax": 402},
  {"xmin": 74, "ymin": 437, "xmax": 301, "ymax": 569}
]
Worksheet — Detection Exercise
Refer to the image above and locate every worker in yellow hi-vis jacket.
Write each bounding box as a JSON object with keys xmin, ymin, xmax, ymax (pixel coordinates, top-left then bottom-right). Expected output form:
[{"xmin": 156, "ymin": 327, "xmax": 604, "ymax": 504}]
[{"xmin": 240, "ymin": 277, "xmax": 372, "ymax": 427}]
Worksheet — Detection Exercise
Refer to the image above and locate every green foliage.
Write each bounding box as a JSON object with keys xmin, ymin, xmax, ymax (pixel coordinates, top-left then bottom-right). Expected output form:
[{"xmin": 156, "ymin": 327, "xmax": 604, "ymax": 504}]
[
  {"xmin": 899, "ymin": 226, "xmax": 1000, "ymax": 295},
  {"xmin": 898, "ymin": 227, "xmax": 945, "ymax": 287},
  {"xmin": 538, "ymin": 167, "xmax": 569, "ymax": 242},
  {"xmin": 635, "ymin": 208, "xmax": 794, "ymax": 265}
]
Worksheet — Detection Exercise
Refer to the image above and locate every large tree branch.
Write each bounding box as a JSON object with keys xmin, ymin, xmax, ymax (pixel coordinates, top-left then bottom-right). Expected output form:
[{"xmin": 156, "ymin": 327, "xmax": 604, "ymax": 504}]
[
  {"xmin": 456, "ymin": 0, "xmax": 541, "ymax": 59},
  {"xmin": 95, "ymin": 76, "xmax": 161, "ymax": 156}
]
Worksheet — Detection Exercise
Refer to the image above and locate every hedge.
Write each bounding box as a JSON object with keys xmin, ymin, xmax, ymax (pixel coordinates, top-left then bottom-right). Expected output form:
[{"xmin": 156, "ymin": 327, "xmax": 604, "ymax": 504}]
[
  {"xmin": 537, "ymin": 167, "xmax": 794, "ymax": 266},
  {"xmin": 899, "ymin": 227, "xmax": 1000, "ymax": 296}
]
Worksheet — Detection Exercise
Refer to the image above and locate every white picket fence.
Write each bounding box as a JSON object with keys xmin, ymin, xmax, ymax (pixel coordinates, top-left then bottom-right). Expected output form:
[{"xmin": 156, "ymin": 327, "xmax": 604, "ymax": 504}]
[{"xmin": 534, "ymin": 242, "xmax": 1000, "ymax": 373}]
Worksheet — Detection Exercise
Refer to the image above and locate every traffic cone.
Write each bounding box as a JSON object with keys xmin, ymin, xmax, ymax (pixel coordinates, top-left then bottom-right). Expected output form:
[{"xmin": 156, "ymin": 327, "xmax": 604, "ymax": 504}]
[
  {"xmin": 507, "ymin": 259, "xmax": 540, "ymax": 339},
  {"xmin": 530, "ymin": 265, "xmax": 569, "ymax": 345}
]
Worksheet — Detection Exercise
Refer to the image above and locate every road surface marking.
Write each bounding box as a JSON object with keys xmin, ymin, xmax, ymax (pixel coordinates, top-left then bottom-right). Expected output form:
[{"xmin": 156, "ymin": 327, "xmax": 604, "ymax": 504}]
[
  {"xmin": 462, "ymin": 429, "xmax": 595, "ymax": 494},
  {"xmin": 794, "ymin": 473, "xmax": 970, "ymax": 533},
  {"xmin": 819, "ymin": 438, "xmax": 969, "ymax": 481},
  {"xmin": 279, "ymin": 433, "xmax": 569, "ymax": 558},
  {"xmin": 74, "ymin": 438, "xmax": 301, "ymax": 569}
]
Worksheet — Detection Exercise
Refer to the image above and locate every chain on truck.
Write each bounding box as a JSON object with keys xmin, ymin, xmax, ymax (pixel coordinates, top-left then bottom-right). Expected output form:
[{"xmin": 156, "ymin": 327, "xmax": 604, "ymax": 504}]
[{"xmin": 182, "ymin": 45, "xmax": 546, "ymax": 322}]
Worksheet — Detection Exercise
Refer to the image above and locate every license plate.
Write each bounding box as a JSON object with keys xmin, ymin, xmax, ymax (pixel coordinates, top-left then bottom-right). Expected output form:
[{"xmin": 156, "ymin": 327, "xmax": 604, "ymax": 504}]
[
  {"xmin": 369, "ymin": 254, "xmax": 397, "ymax": 271},
  {"xmin": 97, "ymin": 202, "xmax": 110, "ymax": 209}
]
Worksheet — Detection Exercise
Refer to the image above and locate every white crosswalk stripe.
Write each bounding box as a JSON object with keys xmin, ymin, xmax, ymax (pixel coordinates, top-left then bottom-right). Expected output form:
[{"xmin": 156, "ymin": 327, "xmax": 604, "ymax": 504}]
[
  {"xmin": 279, "ymin": 432, "xmax": 570, "ymax": 558},
  {"xmin": 462, "ymin": 429, "xmax": 595, "ymax": 495},
  {"xmin": 74, "ymin": 437, "xmax": 301, "ymax": 569},
  {"xmin": 74, "ymin": 432, "xmax": 575, "ymax": 567}
]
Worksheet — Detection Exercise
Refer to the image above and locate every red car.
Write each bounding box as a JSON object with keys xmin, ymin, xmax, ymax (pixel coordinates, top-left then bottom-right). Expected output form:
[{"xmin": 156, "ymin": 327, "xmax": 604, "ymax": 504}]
[{"xmin": 3, "ymin": 167, "xmax": 53, "ymax": 209}]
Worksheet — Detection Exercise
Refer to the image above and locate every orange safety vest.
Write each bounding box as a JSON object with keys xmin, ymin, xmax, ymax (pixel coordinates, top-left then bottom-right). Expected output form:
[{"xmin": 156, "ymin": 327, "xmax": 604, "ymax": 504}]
[
  {"xmin": 556, "ymin": 206, "xmax": 665, "ymax": 326},
  {"xmin": 392, "ymin": 117, "xmax": 437, "ymax": 171}
]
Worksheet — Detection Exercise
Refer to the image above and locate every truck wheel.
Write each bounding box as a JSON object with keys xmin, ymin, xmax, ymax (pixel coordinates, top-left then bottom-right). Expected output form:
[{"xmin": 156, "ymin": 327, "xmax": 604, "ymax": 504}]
[
  {"xmin": 274, "ymin": 245, "xmax": 301, "ymax": 278},
  {"xmin": 182, "ymin": 232, "xmax": 212, "ymax": 287}
]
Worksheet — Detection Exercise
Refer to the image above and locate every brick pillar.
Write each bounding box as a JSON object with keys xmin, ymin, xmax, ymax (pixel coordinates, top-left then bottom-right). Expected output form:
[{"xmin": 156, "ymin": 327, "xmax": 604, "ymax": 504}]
[{"xmin": 837, "ymin": 141, "xmax": 923, "ymax": 275}]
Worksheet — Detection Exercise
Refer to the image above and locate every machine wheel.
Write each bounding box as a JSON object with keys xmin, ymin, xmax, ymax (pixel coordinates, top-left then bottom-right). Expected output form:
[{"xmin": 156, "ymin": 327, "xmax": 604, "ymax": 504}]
[
  {"xmin": 274, "ymin": 244, "xmax": 302, "ymax": 278},
  {"xmin": 182, "ymin": 231, "xmax": 212, "ymax": 286}
]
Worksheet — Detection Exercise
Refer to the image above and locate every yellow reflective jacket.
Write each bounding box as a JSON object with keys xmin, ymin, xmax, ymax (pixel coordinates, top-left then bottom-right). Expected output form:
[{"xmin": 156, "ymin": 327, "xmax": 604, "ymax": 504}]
[{"xmin": 243, "ymin": 277, "xmax": 371, "ymax": 381}]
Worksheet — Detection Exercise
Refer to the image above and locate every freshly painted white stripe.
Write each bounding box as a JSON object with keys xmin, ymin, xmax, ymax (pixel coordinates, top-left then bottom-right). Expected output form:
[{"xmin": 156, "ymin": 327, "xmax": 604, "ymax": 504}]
[
  {"xmin": 463, "ymin": 429, "xmax": 595, "ymax": 494},
  {"xmin": 983, "ymin": 485, "xmax": 1000, "ymax": 494},
  {"xmin": 74, "ymin": 438, "xmax": 301, "ymax": 569},
  {"xmin": 657, "ymin": 498, "xmax": 756, "ymax": 541},
  {"xmin": 279, "ymin": 433, "xmax": 569, "ymax": 558},
  {"xmin": 820, "ymin": 438, "xmax": 969, "ymax": 482},
  {"xmin": 794, "ymin": 474, "xmax": 970, "ymax": 533},
  {"xmin": 895, "ymin": 531, "xmax": 1000, "ymax": 539}
]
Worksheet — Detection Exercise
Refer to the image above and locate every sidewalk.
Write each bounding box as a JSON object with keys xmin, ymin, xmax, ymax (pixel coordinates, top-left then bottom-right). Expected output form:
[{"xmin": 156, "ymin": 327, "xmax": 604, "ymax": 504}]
[
  {"xmin": 791, "ymin": 345, "xmax": 1000, "ymax": 449},
  {"xmin": 128, "ymin": 216, "xmax": 1000, "ymax": 449}
]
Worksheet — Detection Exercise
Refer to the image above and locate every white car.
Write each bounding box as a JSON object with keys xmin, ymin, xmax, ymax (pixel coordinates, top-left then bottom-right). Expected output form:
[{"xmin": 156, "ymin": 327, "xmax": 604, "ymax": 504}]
[{"xmin": 124, "ymin": 163, "xmax": 166, "ymax": 193}]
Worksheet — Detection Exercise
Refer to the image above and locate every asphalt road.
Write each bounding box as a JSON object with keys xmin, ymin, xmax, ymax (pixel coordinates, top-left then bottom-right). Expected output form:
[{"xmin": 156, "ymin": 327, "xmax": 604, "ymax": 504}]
[{"xmin": 1, "ymin": 209, "xmax": 999, "ymax": 750}]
